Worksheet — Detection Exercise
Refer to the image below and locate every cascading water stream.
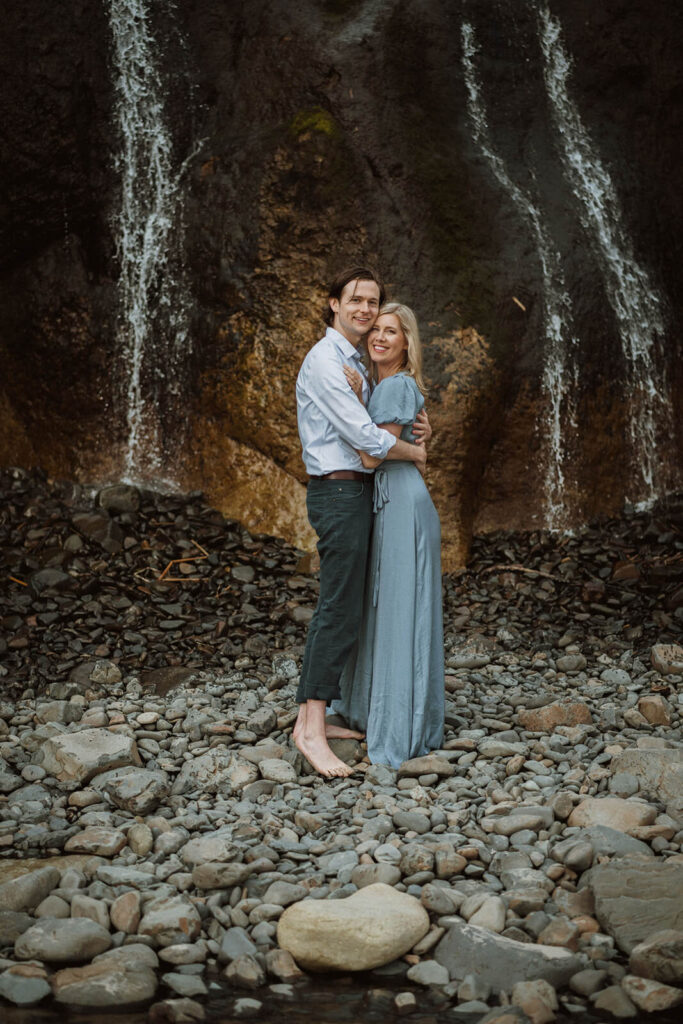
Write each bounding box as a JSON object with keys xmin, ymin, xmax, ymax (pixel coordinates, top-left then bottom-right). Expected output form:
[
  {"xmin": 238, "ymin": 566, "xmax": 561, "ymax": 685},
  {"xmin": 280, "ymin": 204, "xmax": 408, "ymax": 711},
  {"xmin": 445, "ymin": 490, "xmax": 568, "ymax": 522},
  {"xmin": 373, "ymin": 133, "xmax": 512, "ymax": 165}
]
[
  {"xmin": 109, "ymin": 0, "xmax": 192, "ymax": 483},
  {"xmin": 537, "ymin": 2, "xmax": 673, "ymax": 507},
  {"xmin": 461, "ymin": 22, "xmax": 577, "ymax": 529}
]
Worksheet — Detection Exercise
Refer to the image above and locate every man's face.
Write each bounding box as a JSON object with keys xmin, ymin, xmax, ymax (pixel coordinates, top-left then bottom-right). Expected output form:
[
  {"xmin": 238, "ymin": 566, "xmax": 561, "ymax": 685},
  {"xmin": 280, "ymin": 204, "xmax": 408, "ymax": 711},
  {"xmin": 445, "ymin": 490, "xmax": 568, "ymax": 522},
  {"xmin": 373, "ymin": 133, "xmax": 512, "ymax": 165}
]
[{"xmin": 329, "ymin": 278, "xmax": 380, "ymax": 345}]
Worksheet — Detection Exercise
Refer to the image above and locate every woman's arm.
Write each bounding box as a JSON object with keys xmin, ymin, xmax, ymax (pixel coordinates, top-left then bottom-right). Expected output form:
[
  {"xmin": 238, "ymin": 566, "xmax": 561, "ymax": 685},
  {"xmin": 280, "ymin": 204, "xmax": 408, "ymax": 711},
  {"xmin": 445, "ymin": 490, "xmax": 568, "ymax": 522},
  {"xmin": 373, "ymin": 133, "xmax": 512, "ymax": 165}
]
[{"xmin": 413, "ymin": 408, "xmax": 432, "ymax": 445}]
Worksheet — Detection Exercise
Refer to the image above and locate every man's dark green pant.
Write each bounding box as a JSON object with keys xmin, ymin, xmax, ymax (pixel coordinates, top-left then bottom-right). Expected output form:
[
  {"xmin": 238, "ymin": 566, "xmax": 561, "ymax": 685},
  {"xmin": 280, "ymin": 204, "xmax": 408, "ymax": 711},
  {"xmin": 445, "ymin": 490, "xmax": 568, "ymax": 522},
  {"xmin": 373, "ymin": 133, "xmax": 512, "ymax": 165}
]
[{"xmin": 296, "ymin": 477, "xmax": 373, "ymax": 704}]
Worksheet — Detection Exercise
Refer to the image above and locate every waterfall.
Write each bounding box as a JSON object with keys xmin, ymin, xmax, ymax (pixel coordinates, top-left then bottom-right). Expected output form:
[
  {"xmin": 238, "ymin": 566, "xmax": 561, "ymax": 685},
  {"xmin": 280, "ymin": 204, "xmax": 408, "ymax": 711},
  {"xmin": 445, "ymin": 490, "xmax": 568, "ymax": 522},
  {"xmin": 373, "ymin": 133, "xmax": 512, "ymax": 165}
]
[
  {"xmin": 461, "ymin": 23, "xmax": 577, "ymax": 529},
  {"xmin": 109, "ymin": 0, "xmax": 192, "ymax": 482},
  {"xmin": 537, "ymin": 3, "xmax": 672, "ymax": 507}
]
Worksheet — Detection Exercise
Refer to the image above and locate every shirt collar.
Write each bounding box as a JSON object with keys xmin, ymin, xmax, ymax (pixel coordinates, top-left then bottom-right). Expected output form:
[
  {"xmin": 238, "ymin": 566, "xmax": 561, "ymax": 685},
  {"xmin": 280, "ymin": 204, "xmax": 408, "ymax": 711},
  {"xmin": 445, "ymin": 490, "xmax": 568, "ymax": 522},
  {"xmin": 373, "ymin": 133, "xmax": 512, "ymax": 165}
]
[{"xmin": 325, "ymin": 326, "xmax": 362, "ymax": 361}]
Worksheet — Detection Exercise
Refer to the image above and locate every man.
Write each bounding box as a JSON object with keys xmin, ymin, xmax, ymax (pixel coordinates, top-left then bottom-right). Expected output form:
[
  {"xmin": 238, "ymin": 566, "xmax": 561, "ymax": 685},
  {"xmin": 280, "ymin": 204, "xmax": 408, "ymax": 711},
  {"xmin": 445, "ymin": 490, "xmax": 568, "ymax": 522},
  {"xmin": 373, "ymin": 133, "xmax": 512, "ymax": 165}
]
[{"xmin": 293, "ymin": 266, "xmax": 429, "ymax": 777}]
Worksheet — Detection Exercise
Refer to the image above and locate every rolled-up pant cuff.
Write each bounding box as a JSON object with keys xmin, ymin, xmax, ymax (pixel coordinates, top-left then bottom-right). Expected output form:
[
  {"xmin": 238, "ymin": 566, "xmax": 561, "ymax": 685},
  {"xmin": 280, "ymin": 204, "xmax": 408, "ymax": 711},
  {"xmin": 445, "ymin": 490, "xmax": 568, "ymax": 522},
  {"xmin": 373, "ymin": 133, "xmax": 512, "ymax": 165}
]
[{"xmin": 296, "ymin": 683, "xmax": 342, "ymax": 704}]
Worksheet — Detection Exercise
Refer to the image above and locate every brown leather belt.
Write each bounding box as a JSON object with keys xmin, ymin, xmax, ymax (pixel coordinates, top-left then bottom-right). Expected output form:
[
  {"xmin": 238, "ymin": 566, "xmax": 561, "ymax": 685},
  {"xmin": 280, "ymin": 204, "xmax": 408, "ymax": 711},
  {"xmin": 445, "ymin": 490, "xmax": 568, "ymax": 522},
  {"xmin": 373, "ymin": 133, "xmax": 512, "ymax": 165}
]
[{"xmin": 308, "ymin": 470, "xmax": 368, "ymax": 481}]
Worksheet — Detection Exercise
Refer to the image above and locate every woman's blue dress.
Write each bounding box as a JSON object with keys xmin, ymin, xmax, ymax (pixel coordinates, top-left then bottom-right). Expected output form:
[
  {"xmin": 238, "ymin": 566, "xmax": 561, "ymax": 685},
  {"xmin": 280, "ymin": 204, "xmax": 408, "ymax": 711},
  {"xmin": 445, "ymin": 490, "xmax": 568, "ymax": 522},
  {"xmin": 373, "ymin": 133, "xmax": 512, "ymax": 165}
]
[{"xmin": 333, "ymin": 372, "xmax": 445, "ymax": 768}]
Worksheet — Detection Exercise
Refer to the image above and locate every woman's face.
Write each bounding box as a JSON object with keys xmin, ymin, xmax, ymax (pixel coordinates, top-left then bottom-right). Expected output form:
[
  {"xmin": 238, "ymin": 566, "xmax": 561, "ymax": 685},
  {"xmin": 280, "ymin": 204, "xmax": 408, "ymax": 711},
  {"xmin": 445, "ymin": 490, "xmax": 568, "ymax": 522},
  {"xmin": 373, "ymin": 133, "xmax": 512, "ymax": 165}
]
[{"xmin": 368, "ymin": 313, "xmax": 408, "ymax": 371}]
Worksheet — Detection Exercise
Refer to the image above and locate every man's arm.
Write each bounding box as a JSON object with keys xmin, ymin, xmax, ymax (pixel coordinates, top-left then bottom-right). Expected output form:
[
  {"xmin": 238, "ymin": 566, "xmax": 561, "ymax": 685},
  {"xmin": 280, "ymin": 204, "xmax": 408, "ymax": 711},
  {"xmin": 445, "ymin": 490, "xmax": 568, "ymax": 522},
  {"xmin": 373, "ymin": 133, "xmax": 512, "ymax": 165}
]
[
  {"xmin": 358, "ymin": 423, "xmax": 426, "ymax": 474},
  {"xmin": 304, "ymin": 350, "xmax": 398, "ymax": 460}
]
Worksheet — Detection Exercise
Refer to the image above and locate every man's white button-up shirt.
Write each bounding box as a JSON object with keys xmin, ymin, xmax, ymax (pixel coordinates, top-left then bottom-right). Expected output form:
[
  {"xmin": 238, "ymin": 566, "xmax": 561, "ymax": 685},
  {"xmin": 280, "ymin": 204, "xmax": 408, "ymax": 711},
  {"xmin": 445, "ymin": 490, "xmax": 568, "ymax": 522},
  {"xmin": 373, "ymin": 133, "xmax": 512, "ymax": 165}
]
[{"xmin": 296, "ymin": 327, "xmax": 397, "ymax": 476}]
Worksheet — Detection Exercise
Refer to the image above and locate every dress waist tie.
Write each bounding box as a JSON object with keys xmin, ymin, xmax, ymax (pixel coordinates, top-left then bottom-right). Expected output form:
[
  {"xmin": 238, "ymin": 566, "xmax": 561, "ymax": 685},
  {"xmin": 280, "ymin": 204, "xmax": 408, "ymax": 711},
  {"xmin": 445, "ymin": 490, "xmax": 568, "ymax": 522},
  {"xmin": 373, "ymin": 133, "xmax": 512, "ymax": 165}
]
[{"xmin": 372, "ymin": 468, "xmax": 390, "ymax": 607}]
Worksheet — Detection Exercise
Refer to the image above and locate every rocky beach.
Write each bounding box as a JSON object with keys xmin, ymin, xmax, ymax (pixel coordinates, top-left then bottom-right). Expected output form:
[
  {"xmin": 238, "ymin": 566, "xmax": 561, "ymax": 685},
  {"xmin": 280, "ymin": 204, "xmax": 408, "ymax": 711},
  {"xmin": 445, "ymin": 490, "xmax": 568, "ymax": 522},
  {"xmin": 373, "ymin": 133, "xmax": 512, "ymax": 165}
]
[{"xmin": 1, "ymin": 466, "xmax": 682, "ymax": 1023}]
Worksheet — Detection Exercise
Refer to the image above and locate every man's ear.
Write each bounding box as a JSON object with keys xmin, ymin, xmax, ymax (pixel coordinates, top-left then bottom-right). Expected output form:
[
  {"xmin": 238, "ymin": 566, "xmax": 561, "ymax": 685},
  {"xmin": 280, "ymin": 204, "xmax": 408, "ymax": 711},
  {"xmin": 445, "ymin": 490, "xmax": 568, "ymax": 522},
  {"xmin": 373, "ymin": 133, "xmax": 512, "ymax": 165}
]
[{"xmin": 329, "ymin": 298, "xmax": 339, "ymax": 316}]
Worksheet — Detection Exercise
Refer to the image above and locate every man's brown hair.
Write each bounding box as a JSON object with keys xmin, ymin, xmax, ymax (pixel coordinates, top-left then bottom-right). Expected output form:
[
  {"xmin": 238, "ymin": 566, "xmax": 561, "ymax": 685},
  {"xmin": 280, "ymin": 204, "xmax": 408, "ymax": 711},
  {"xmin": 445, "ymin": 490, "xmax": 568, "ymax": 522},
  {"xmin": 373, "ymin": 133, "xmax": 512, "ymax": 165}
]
[{"xmin": 323, "ymin": 266, "xmax": 386, "ymax": 326}]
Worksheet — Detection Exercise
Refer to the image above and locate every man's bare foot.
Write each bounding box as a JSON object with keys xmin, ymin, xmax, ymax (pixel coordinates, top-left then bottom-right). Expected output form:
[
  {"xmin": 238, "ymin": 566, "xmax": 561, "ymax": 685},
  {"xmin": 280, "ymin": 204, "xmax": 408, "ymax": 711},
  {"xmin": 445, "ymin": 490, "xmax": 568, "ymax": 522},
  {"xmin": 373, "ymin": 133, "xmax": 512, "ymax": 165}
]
[
  {"xmin": 292, "ymin": 703, "xmax": 307, "ymax": 745},
  {"xmin": 292, "ymin": 701, "xmax": 357, "ymax": 778},
  {"xmin": 325, "ymin": 723, "xmax": 365, "ymax": 740},
  {"xmin": 294, "ymin": 732, "xmax": 355, "ymax": 778}
]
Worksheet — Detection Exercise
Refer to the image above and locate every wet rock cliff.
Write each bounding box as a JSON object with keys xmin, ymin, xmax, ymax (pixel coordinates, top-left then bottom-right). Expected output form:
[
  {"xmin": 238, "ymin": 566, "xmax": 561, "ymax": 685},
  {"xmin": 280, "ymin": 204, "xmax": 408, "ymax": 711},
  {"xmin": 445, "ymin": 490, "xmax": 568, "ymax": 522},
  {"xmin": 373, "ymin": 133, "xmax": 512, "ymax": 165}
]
[{"xmin": 1, "ymin": 0, "xmax": 682, "ymax": 567}]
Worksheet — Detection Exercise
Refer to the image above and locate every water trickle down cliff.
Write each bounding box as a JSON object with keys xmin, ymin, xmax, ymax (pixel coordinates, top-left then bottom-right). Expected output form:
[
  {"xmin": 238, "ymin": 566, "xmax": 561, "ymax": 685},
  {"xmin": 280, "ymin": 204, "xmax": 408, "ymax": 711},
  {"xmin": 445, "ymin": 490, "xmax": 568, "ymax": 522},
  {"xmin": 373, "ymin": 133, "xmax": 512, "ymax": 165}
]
[
  {"xmin": 462, "ymin": 21, "xmax": 578, "ymax": 530},
  {"xmin": 109, "ymin": 0, "xmax": 193, "ymax": 483},
  {"xmin": 537, "ymin": 2, "xmax": 676, "ymax": 508}
]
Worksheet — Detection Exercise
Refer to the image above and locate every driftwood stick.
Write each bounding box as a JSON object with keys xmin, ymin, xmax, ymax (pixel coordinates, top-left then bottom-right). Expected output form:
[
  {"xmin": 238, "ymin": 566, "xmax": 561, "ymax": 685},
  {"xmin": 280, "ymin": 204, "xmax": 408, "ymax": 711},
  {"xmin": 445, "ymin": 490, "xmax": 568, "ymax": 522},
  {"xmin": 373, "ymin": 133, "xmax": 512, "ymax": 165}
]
[{"xmin": 481, "ymin": 563, "xmax": 560, "ymax": 581}]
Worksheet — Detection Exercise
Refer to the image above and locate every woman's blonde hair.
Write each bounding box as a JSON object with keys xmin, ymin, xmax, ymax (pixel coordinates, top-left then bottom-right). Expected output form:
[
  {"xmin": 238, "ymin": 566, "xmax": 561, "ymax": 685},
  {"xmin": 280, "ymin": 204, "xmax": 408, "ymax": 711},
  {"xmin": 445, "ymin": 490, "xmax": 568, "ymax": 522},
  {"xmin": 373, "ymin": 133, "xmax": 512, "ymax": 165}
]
[{"xmin": 373, "ymin": 302, "xmax": 427, "ymax": 394}]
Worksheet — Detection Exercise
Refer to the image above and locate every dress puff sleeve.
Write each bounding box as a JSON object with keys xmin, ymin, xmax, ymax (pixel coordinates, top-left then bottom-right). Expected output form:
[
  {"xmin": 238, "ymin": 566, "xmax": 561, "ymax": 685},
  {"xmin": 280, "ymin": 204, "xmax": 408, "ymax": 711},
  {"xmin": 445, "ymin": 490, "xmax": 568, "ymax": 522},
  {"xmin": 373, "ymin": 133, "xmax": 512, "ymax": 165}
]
[{"xmin": 368, "ymin": 373, "xmax": 423, "ymax": 426}]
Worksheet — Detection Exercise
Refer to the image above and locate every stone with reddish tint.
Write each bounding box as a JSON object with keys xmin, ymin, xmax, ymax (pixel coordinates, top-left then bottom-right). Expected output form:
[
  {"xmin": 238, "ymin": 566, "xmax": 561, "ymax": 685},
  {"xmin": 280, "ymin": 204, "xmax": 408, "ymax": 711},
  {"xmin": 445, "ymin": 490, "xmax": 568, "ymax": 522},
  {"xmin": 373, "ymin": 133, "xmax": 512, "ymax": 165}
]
[
  {"xmin": 629, "ymin": 929, "xmax": 683, "ymax": 986},
  {"xmin": 435, "ymin": 848, "xmax": 467, "ymax": 878},
  {"xmin": 110, "ymin": 890, "xmax": 141, "ymax": 933},
  {"xmin": 621, "ymin": 974, "xmax": 683, "ymax": 1013},
  {"xmin": 510, "ymin": 979, "xmax": 558, "ymax": 1024},
  {"xmin": 537, "ymin": 917, "xmax": 581, "ymax": 951},
  {"xmin": 138, "ymin": 894, "xmax": 202, "ymax": 948},
  {"xmin": 517, "ymin": 701, "xmax": 593, "ymax": 732},
  {"xmin": 637, "ymin": 694, "xmax": 672, "ymax": 726}
]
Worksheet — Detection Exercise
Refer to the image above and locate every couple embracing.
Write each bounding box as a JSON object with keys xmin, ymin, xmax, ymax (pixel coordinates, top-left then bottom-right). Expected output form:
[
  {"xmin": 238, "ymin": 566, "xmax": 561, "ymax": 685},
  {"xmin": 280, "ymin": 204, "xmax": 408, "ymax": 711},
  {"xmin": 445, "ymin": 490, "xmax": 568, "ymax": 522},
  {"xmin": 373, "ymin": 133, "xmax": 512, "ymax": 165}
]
[{"xmin": 293, "ymin": 266, "xmax": 445, "ymax": 778}]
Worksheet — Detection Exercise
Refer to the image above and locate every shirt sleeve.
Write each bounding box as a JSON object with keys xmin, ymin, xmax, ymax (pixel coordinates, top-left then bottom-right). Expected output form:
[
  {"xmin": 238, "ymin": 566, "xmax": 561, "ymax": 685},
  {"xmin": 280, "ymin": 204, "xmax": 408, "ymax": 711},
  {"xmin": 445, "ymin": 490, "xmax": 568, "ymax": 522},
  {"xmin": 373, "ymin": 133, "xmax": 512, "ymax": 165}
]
[
  {"xmin": 304, "ymin": 347, "xmax": 397, "ymax": 458},
  {"xmin": 369, "ymin": 374, "xmax": 422, "ymax": 426}
]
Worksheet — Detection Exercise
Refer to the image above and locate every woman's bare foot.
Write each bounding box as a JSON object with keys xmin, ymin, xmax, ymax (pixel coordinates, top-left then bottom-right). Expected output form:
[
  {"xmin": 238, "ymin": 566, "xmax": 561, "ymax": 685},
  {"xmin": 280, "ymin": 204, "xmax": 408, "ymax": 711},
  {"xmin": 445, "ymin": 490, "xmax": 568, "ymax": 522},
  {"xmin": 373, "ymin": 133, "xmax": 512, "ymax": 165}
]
[{"xmin": 324, "ymin": 723, "xmax": 365, "ymax": 740}]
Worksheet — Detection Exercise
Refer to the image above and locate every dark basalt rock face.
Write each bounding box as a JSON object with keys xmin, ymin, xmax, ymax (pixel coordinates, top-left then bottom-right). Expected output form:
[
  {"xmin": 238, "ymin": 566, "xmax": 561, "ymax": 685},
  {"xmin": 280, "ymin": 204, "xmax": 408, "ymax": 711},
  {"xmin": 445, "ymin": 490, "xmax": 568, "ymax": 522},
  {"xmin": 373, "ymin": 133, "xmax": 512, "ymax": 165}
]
[{"xmin": 1, "ymin": 0, "xmax": 682, "ymax": 566}]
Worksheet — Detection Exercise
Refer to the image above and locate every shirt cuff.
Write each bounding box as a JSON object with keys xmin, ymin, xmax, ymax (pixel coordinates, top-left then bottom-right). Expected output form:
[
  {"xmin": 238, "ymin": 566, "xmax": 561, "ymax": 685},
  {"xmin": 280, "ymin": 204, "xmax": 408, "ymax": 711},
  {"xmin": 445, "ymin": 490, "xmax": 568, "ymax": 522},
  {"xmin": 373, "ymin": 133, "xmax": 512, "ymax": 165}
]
[{"xmin": 380, "ymin": 431, "xmax": 398, "ymax": 457}]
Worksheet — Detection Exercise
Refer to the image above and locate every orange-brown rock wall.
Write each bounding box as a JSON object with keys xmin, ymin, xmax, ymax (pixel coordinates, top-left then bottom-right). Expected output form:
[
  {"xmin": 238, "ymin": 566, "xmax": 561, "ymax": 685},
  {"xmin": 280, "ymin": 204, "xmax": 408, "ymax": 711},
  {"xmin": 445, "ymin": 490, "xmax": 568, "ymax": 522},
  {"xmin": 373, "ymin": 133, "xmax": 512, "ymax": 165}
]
[{"xmin": 1, "ymin": 0, "xmax": 682, "ymax": 568}]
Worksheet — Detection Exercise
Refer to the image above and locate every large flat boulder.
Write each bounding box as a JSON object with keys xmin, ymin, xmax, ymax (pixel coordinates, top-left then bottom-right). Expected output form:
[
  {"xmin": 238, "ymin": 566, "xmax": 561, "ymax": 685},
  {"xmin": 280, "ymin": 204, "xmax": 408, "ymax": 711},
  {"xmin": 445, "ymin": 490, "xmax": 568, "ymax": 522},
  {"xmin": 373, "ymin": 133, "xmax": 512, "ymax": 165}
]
[
  {"xmin": 277, "ymin": 883, "xmax": 429, "ymax": 971},
  {"xmin": 582, "ymin": 856, "xmax": 683, "ymax": 954},
  {"xmin": 36, "ymin": 728, "xmax": 142, "ymax": 784},
  {"xmin": 434, "ymin": 919, "xmax": 581, "ymax": 993}
]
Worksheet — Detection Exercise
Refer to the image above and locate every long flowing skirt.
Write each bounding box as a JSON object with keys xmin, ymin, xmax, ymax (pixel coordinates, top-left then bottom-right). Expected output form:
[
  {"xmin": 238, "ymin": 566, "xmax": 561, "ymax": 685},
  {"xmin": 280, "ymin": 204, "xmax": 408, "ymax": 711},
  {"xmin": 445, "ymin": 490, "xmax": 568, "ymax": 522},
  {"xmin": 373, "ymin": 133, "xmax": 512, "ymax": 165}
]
[{"xmin": 333, "ymin": 461, "xmax": 444, "ymax": 768}]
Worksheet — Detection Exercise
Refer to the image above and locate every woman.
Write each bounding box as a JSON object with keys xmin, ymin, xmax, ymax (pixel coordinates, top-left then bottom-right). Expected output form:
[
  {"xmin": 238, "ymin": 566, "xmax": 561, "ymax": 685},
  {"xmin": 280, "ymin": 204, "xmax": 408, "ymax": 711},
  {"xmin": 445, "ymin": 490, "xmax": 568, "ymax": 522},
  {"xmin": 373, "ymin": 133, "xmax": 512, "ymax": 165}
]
[{"xmin": 333, "ymin": 303, "xmax": 444, "ymax": 768}]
